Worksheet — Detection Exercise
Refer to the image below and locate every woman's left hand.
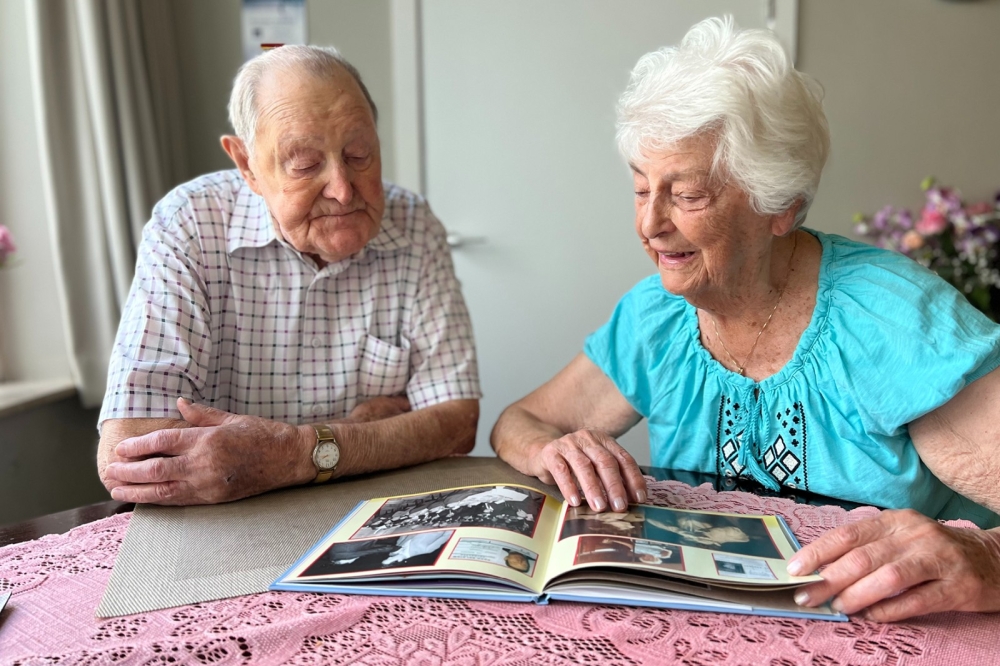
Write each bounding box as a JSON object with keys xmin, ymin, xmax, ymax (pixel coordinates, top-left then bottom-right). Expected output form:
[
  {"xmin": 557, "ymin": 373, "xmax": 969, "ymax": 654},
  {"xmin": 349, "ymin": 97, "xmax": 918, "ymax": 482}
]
[{"xmin": 787, "ymin": 509, "xmax": 1000, "ymax": 621}]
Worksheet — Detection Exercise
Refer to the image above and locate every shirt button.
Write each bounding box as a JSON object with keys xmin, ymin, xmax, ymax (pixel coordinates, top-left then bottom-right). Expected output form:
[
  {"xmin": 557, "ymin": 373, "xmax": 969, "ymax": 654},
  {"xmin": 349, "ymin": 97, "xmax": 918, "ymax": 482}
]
[
  {"xmin": 311, "ymin": 404, "xmax": 324, "ymax": 415},
  {"xmin": 311, "ymin": 337, "xmax": 323, "ymax": 348}
]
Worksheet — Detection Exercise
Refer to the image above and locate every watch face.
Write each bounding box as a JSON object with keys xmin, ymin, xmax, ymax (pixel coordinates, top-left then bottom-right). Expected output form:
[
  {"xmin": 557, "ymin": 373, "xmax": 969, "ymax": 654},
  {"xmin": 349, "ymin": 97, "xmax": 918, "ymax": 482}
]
[{"xmin": 314, "ymin": 441, "xmax": 340, "ymax": 470}]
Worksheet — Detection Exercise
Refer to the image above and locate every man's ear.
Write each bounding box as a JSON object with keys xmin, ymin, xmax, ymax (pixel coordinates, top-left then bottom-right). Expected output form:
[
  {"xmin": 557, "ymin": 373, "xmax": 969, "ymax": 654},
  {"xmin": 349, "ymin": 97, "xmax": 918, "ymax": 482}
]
[
  {"xmin": 221, "ymin": 135, "xmax": 262, "ymax": 195},
  {"xmin": 771, "ymin": 199, "xmax": 802, "ymax": 237}
]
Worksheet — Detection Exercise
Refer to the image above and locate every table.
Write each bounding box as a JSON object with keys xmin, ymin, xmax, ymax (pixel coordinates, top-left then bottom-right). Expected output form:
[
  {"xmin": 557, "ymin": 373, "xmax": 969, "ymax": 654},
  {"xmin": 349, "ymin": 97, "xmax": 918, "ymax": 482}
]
[{"xmin": 1, "ymin": 469, "xmax": 997, "ymax": 665}]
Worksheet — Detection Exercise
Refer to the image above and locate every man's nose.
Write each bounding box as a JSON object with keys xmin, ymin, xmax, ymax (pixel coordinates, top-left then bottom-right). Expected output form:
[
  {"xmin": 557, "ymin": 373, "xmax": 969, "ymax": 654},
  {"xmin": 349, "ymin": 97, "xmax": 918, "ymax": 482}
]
[
  {"xmin": 639, "ymin": 192, "xmax": 676, "ymax": 240},
  {"xmin": 322, "ymin": 161, "xmax": 354, "ymax": 203}
]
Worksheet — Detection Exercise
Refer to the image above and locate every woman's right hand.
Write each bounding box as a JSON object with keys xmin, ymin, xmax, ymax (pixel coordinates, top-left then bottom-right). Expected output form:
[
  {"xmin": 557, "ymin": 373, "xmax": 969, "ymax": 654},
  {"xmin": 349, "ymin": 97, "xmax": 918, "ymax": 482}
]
[{"xmin": 528, "ymin": 428, "xmax": 647, "ymax": 512}]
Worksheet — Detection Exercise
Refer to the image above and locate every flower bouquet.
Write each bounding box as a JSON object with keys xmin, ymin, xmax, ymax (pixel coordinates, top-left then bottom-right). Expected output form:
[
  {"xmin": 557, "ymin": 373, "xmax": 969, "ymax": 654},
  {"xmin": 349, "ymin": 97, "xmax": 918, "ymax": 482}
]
[
  {"xmin": 0, "ymin": 224, "xmax": 15, "ymax": 268},
  {"xmin": 853, "ymin": 178, "xmax": 1000, "ymax": 321}
]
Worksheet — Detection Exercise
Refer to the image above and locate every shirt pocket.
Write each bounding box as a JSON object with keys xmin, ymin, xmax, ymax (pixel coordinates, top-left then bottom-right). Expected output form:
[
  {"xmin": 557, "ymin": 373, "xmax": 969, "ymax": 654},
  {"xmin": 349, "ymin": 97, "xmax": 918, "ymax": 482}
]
[{"xmin": 358, "ymin": 334, "xmax": 410, "ymax": 398}]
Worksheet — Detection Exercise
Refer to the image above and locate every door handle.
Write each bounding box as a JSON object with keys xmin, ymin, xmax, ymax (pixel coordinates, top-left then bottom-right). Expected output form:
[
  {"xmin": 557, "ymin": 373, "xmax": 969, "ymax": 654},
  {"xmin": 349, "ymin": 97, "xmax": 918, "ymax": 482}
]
[{"xmin": 446, "ymin": 232, "xmax": 488, "ymax": 249}]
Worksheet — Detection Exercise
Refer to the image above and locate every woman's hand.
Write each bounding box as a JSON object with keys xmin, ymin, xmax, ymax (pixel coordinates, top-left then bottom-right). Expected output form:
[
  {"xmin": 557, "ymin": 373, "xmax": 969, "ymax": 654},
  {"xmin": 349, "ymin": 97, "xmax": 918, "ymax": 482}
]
[
  {"xmin": 528, "ymin": 428, "xmax": 647, "ymax": 512},
  {"xmin": 787, "ymin": 509, "xmax": 1000, "ymax": 621}
]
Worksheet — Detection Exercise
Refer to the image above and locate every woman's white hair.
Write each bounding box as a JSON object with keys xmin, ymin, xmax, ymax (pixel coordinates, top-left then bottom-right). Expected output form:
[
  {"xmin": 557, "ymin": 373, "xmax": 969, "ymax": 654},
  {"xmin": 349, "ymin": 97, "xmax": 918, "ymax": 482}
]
[
  {"xmin": 228, "ymin": 45, "xmax": 378, "ymax": 158},
  {"xmin": 616, "ymin": 16, "xmax": 830, "ymax": 227}
]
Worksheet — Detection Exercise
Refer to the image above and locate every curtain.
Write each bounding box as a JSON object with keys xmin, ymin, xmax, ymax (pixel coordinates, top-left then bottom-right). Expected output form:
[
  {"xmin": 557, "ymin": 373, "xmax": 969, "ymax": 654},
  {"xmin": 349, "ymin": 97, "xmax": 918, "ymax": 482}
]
[{"xmin": 26, "ymin": 0, "xmax": 188, "ymax": 406}]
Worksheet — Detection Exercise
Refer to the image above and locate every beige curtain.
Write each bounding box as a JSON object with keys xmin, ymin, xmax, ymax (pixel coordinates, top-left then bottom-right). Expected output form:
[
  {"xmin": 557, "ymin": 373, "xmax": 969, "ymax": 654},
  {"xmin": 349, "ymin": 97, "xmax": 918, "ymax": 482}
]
[{"xmin": 26, "ymin": 0, "xmax": 188, "ymax": 406}]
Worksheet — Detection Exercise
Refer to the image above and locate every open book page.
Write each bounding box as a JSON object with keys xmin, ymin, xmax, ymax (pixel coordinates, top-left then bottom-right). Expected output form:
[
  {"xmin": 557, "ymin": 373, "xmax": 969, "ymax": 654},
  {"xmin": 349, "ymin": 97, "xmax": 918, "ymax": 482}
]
[
  {"xmin": 541, "ymin": 503, "xmax": 822, "ymax": 589},
  {"xmin": 279, "ymin": 484, "xmax": 563, "ymax": 595}
]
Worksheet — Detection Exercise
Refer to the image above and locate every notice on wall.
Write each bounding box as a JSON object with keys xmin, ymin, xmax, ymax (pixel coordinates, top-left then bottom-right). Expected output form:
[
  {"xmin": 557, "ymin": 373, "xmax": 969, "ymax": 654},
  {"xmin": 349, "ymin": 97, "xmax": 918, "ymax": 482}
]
[{"xmin": 241, "ymin": 0, "xmax": 307, "ymax": 62}]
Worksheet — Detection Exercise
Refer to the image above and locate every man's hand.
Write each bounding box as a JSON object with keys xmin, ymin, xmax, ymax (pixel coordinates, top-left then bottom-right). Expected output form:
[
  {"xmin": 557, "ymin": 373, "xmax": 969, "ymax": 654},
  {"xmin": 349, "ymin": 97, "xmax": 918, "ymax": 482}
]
[
  {"xmin": 102, "ymin": 398, "xmax": 313, "ymax": 505},
  {"xmin": 528, "ymin": 428, "xmax": 647, "ymax": 512},
  {"xmin": 787, "ymin": 509, "xmax": 1000, "ymax": 621}
]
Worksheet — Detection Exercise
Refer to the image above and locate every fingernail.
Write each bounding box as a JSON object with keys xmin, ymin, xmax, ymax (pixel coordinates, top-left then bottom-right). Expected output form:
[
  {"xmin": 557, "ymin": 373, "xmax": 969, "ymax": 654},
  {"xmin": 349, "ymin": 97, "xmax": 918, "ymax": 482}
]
[
  {"xmin": 787, "ymin": 559, "xmax": 804, "ymax": 576},
  {"xmin": 569, "ymin": 494, "xmax": 580, "ymax": 507},
  {"xmin": 794, "ymin": 590, "xmax": 810, "ymax": 606},
  {"xmin": 110, "ymin": 487, "xmax": 124, "ymax": 501},
  {"xmin": 592, "ymin": 496, "xmax": 606, "ymax": 512},
  {"xmin": 178, "ymin": 396, "xmax": 191, "ymax": 405},
  {"xmin": 830, "ymin": 598, "xmax": 844, "ymax": 613},
  {"xmin": 613, "ymin": 498, "xmax": 627, "ymax": 512},
  {"xmin": 636, "ymin": 490, "xmax": 647, "ymax": 504}
]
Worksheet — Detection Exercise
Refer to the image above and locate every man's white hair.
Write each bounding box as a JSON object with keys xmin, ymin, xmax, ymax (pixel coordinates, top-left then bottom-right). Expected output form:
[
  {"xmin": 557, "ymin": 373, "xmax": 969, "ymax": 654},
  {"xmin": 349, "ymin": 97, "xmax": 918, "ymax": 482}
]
[
  {"xmin": 616, "ymin": 16, "xmax": 830, "ymax": 227},
  {"xmin": 228, "ymin": 45, "xmax": 378, "ymax": 158}
]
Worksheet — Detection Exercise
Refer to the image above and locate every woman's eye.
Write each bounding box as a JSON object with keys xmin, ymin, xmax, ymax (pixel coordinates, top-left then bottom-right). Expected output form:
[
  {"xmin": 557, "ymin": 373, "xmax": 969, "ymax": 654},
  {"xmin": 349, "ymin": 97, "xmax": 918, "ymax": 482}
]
[
  {"xmin": 634, "ymin": 190, "xmax": 650, "ymax": 198},
  {"xmin": 291, "ymin": 163, "xmax": 319, "ymax": 173}
]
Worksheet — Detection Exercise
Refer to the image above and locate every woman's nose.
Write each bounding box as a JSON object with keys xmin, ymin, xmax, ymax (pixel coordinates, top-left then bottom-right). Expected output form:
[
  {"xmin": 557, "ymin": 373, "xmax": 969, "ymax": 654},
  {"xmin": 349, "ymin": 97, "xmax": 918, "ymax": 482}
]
[{"xmin": 639, "ymin": 192, "xmax": 676, "ymax": 239}]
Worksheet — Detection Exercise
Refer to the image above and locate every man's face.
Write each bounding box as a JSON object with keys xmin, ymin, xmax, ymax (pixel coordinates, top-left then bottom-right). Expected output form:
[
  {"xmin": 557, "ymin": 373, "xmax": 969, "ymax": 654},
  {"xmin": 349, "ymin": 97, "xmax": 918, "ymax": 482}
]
[{"xmin": 242, "ymin": 68, "xmax": 384, "ymax": 264}]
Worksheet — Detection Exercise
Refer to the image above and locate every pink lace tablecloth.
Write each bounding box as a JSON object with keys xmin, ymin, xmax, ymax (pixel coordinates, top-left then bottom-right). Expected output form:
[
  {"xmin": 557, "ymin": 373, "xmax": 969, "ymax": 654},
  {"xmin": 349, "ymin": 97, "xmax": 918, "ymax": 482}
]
[{"xmin": 2, "ymin": 481, "xmax": 998, "ymax": 666}]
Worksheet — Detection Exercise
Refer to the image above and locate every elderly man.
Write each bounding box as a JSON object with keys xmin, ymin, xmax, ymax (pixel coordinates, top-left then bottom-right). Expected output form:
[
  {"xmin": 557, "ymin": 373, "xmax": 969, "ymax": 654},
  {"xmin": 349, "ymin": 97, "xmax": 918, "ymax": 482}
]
[{"xmin": 97, "ymin": 46, "xmax": 480, "ymax": 505}]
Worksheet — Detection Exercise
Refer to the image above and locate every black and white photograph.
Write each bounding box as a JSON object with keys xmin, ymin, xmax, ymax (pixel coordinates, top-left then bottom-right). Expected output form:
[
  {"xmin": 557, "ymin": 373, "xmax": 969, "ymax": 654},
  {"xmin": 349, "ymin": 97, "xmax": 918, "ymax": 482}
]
[
  {"xmin": 642, "ymin": 507, "xmax": 782, "ymax": 559},
  {"xmin": 449, "ymin": 538, "xmax": 539, "ymax": 577},
  {"xmin": 352, "ymin": 485, "xmax": 546, "ymax": 540},
  {"xmin": 300, "ymin": 531, "xmax": 454, "ymax": 578}
]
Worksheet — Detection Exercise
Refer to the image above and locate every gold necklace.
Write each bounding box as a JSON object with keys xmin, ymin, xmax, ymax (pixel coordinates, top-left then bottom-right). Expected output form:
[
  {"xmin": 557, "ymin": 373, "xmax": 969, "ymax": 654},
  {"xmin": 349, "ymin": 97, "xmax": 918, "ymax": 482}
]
[{"xmin": 711, "ymin": 234, "xmax": 798, "ymax": 377}]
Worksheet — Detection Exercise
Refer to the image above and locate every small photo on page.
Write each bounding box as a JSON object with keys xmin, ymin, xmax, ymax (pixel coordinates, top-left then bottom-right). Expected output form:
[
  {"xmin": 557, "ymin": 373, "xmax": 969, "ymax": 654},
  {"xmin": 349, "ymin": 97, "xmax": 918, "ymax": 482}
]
[
  {"xmin": 449, "ymin": 538, "xmax": 539, "ymax": 577},
  {"xmin": 559, "ymin": 505, "xmax": 646, "ymax": 540},
  {"xmin": 712, "ymin": 553, "xmax": 777, "ymax": 580},
  {"xmin": 574, "ymin": 536, "xmax": 685, "ymax": 572},
  {"xmin": 300, "ymin": 530, "xmax": 454, "ymax": 578},
  {"xmin": 353, "ymin": 485, "xmax": 546, "ymax": 540}
]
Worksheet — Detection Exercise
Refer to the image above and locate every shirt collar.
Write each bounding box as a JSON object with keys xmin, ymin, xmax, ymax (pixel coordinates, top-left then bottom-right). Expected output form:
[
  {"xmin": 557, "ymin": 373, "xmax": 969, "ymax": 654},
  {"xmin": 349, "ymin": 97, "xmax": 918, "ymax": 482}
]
[
  {"xmin": 226, "ymin": 184, "xmax": 277, "ymax": 254},
  {"xmin": 226, "ymin": 181, "xmax": 410, "ymax": 256}
]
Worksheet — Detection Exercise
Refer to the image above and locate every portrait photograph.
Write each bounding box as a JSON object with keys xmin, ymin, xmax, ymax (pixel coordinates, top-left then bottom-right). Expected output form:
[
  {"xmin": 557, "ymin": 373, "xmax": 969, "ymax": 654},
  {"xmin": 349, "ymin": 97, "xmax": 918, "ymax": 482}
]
[
  {"xmin": 352, "ymin": 485, "xmax": 546, "ymax": 540},
  {"xmin": 300, "ymin": 530, "xmax": 455, "ymax": 578}
]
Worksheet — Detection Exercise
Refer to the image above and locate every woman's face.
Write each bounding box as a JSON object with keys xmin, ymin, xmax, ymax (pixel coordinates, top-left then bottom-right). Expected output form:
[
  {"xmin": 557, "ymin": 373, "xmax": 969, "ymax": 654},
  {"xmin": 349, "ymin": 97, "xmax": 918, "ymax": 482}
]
[{"xmin": 631, "ymin": 134, "xmax": 777, "ymax": 305}]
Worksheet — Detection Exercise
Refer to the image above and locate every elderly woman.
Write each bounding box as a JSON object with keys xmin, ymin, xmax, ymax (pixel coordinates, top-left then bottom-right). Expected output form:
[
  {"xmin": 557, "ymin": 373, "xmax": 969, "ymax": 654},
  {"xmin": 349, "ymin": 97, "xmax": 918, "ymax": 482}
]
[{"xmin": 492, "ymin": 17, "xmax": 1000, "ymax": 621}]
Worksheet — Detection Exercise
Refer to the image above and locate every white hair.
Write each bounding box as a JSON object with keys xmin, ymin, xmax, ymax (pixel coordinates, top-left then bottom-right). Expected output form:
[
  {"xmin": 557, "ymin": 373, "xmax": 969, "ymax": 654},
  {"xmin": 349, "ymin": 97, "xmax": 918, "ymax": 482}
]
[
  {"xmin": 228, "ymin": 45, "xmax": 378, "ymax": 158},
  {"xmin": 616, "ymin": 16, "xmax": 830, "ymax": 227}
]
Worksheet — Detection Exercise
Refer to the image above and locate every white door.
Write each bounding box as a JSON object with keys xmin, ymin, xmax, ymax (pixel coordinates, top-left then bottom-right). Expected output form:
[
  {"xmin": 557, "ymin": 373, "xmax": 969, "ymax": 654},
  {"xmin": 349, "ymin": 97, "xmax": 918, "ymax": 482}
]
[{"xmin": 421, "ymin": 1, "xmax": 783, "ymax": 461}]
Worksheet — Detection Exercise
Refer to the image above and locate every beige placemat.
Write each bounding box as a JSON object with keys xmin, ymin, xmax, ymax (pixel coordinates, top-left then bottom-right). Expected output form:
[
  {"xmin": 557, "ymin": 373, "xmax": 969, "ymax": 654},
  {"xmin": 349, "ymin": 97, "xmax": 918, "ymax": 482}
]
[{"xmin": 96, "ymin": 456, "xmax": 559, "ymax": 617}]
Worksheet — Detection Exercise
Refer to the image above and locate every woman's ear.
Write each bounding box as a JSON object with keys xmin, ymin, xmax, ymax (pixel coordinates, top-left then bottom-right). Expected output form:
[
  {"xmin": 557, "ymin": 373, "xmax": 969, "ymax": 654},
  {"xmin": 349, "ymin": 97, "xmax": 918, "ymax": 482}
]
[
  {"xmin": 772, "ymin": 200, "xmax": 803, "ymax": 237},
  {"xmin": 220, "ymin": 135, "xmax": 262, "ymax": 195}
]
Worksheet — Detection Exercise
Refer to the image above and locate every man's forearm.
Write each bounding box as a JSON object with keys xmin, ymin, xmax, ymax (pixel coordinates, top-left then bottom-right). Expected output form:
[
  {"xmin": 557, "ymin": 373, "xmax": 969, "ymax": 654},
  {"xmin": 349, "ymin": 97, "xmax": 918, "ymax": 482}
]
[{"xmin": 328, "ymin": 399, "xmax": 479, "ymax": 479}]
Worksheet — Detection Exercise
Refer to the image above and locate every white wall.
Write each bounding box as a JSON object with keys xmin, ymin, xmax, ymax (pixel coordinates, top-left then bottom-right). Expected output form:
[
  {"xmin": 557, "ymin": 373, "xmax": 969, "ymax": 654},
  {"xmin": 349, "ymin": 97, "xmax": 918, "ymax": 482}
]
[
  {"xmin": 798, "ymin": 0, "xmax": 1000, "ymax": 236},
  {"xmin": 173, "ymin": 0, "xmax": 398, "ymax": 182},
  {"xmin": 0, "ymin": 0, "xmax": 71, "ymax": 381}
]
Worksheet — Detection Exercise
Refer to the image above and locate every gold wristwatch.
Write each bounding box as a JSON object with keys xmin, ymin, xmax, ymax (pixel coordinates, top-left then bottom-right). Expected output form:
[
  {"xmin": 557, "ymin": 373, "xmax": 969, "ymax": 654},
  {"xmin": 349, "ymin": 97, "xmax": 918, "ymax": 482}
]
[{"xmin": 311, "ymin": 424, "xmax": 340, "ymax": 484}]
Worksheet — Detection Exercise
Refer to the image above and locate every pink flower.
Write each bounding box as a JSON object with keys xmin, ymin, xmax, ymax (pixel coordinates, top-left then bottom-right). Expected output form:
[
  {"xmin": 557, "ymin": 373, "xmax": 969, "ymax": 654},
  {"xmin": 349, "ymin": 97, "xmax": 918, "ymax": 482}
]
[
  {"xmin": 0, "ymin": 224, "xmax": 16, "ymax": 266},
  {"xmin": 901, "ymin": 230, "xmax": 925, "ymax": 252},
  {"xmin": 967, "ymin": 201, "xmax": 993, "ymax": 216},
  {"xmin": 915, "ymin": 208, "xmax": 948, "ymax": 236}
]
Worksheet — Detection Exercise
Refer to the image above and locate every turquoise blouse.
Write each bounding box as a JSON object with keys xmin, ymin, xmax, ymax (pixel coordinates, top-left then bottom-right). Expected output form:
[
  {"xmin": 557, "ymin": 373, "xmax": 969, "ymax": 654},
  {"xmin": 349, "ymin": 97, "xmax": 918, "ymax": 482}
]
[{"xmin": 584, "ymin": 230, "xmax": 1000, "ymax": 528}]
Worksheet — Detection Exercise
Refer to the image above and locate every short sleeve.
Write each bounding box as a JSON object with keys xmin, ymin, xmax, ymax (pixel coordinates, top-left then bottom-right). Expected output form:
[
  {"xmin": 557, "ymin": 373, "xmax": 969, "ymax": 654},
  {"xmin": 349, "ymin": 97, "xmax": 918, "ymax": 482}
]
[
  {"xmin": 403, "ymin": 203, "xmax": 482, "ymax": 408},
  {"xmin": 584, "ymin": 277, "xmax": 674, "ymax": 417},
  {"xmin": 825, "ymin": 238, "xmax": 1000, "ymax": 437},
  {"xmin": 98, "ymin": 200, "xmax": 213, "ymax": 426}
]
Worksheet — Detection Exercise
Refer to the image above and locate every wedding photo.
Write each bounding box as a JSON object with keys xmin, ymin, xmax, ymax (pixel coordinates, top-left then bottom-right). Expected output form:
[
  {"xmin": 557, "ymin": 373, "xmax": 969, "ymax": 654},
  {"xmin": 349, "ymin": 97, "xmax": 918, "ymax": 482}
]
[
  {"xmin": 300, "ymin": 530, "xmax": 455, "ymax": 578},
  {"xmin": 352, "ymin": 485, "xmax": 546, "ymax": 540}
]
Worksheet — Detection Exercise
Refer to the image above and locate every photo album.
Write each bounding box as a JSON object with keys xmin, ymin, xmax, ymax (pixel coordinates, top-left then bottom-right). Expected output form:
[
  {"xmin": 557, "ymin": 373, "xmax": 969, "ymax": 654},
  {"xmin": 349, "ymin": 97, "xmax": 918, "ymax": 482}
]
[{"xmin": 271, "ymin": 483, "xmax": 846, "ymax": 621}]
